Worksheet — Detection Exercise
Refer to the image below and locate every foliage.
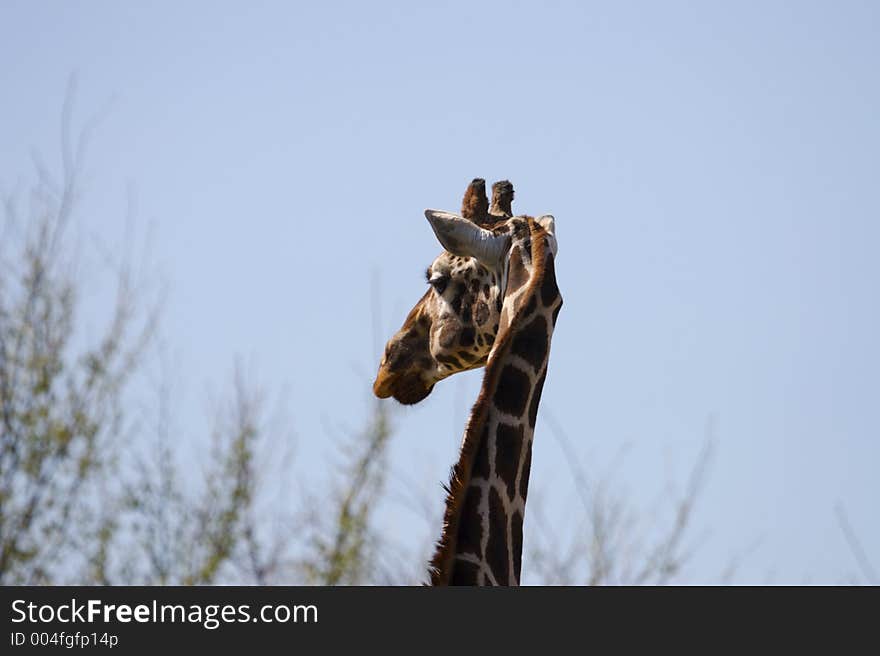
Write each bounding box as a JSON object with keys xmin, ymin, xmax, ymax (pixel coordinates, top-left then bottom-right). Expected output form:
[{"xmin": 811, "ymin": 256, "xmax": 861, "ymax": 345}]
[
  {"xmin": 0, "ymin": 94, "xmax": 750, "ymax": 587},
  {"xmin": 0, "ymin": 101, "xmax": 156, "ymax": 583},
  {"xmin": 299, "ymin": 400, "xmax": 392, "ymax": 585},
  {"xmin": 528, "ymin": 422, "xmax": 714, "ymax": 585}
]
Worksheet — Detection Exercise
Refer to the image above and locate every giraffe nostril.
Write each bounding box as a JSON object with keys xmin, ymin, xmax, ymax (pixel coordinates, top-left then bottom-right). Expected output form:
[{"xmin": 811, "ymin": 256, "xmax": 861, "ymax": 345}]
[{"xmin": 373, "ymin": 370, "xmax": 394, "ymax": 398}]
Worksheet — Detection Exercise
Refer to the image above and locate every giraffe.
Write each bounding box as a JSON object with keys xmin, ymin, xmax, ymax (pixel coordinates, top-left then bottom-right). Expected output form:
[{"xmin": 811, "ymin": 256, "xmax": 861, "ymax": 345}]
[{"xmin": 373, "ymin": 179, "xmax": 562, "ymax": 585}]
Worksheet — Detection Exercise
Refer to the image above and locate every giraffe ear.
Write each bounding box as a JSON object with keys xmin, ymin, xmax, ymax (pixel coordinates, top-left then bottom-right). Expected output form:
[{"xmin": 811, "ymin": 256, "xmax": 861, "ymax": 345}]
[
  {"xmin": 424, "ymin": 209, "xmax": 509, "ymax": 264},
  {"xmin": 536, "ymin": 214, "xmax": 558, "ymax": 254},
  {"xmin": 536, "ymin": 214, "xmax": 555, "ymax": 236}
]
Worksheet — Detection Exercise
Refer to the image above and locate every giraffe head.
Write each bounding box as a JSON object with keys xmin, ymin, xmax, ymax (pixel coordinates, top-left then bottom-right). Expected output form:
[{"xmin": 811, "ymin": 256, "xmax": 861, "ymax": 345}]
[{"xmin": 373, "ymin": 181, "xmax": 556, "ymax": 405}]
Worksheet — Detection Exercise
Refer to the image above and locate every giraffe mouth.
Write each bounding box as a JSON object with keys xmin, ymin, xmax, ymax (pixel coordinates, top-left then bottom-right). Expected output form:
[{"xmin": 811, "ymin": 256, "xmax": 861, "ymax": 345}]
[
  {"xmin": 392, "ymin": 375, "xmax": 434, "ymax": 405},
  {"xmin": 373, "ymin": 369, "xmax": 434, "ymax": 405}
]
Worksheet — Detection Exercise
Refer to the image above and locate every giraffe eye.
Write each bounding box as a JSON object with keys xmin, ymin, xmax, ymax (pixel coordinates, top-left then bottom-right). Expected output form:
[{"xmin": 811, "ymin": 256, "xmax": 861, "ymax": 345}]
[{"xmin": 428, "ymin": 273, "xmax": 449, "ymax": 295}]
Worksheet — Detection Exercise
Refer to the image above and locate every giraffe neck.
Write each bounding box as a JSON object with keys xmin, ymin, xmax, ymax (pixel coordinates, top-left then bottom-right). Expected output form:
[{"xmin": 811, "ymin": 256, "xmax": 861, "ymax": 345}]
[{"xmin": 430, "ymin": 218, "xmax": 562, "ymax": 586}]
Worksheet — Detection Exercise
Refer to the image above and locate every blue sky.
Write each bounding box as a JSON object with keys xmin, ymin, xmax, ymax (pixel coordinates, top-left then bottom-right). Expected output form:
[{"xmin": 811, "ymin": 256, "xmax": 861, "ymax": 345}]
[{"xmin": 2, "ymin": 1, "xmax": 878, "ymax": 583}]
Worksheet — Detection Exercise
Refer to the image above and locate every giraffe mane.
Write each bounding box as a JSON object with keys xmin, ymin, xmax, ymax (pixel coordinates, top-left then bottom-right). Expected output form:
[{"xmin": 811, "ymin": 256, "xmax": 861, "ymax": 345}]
[{"xmin": 428, "ymin": 216, "xmax": 549, "ymax": 585}]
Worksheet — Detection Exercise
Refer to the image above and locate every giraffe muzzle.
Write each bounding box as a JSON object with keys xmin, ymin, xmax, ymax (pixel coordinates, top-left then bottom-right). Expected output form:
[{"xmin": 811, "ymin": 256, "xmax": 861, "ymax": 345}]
[
  {"xmin": 373, "ymin": 368, "xmax": 434, "ymax": 405},
  {"xmin": 372, "ymin": 369, "xmax": 395, "ymax": 399}
]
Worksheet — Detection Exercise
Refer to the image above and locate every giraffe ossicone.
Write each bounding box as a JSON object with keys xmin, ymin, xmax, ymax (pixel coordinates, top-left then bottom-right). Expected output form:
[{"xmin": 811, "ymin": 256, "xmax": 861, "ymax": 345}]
[{"xmin": 373, "ymin": 179, "xmax": 562, "ymax": 585}]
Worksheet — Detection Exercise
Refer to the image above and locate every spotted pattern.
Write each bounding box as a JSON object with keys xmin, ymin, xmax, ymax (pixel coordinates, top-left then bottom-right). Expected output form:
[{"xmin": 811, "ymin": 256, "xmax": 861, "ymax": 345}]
[
  {"xmin": 427, "ymin": 249, "xmax": 507, "ymax": 376},
  {"xmin": 376, "ymin": 195, "xmax": 563, "ymax": 587},
  {"xmin": 442, "ymin": 216, "xmax": 563, "ymax": 586}
]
